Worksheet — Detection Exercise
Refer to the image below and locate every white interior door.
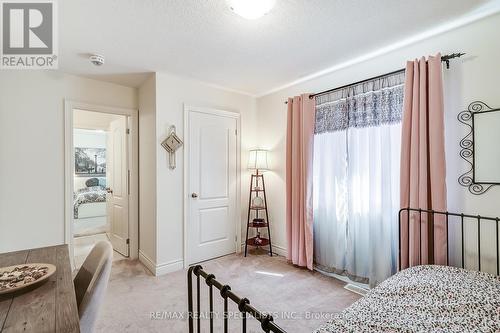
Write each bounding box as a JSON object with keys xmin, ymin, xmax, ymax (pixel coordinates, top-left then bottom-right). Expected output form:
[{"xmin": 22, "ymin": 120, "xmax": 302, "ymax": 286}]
[
  {"xmin": 187, "ymin": 109, "xmax": 238, "ymax": 265},
  {"xmin": 106, "ymin": 117, "xmax": 129, "ymax": 256}
]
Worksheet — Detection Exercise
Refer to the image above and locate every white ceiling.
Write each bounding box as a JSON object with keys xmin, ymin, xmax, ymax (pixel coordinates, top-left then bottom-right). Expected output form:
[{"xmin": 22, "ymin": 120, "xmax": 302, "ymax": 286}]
[
  {"xmin": 73, "ymin": 109, "xmax": 123, "ymax": 131},
  {"xmin": 60, "ymin": 0, "xmax": 499, "ymax": 95}
]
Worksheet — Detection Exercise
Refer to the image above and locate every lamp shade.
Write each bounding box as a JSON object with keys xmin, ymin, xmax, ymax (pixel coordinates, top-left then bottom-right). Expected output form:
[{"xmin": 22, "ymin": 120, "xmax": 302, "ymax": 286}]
[{"xmin": 247, "ymin": 149, "xmax": 269, "ymax": 170}]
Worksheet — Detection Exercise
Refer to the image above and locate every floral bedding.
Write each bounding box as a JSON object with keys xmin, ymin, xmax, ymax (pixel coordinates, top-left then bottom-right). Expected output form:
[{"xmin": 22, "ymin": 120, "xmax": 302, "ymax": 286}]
[
  {"xmin": 73, "ymin": 186, "xmax": 107, "ymax": 218},
  {"xmin": 314, "ymin": 265, "xmax": 500, "ymax": 333}
]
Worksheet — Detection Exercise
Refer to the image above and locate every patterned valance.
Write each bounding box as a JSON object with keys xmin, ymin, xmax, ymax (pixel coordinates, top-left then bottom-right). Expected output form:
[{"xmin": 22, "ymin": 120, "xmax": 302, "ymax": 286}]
[{"xmin": 314, "ymin": 71, "xmax": 405, "ymax": 134}]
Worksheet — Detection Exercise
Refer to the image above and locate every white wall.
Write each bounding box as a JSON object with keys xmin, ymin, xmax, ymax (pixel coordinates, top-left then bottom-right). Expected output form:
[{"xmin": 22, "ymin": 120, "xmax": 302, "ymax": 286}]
[
  {"xmin": 256, "ymin": 13, "xmax": 500, "ymax": 256},
  {"xmin": 73, "ymin": 128, "xmax": 107, "ymax": 148},
  {"xmin": 0, "ymin": 71, "xmax": 137, "ymax": 253},
  {"xmin": 138, "ymin": 74, "xmax": 158, "ymax": 265},
  {"xmin": 137, "ymin": 72, "xmax": 257, "ymax": 274},
  {"xmin": 155, "ymin": 73, "xmax": 257, "ymax": 269}
]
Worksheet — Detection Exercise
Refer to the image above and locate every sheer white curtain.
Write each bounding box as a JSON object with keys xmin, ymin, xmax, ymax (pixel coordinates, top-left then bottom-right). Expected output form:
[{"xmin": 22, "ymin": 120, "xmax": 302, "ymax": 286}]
[{"xmin": 313, "ymin": 72, "xmax": 404, "ymax": 286}]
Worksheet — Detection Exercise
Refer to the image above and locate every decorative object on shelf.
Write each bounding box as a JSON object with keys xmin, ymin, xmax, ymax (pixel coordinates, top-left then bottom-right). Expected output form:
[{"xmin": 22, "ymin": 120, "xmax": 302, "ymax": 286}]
[
  {"xmin": 161, "ymin": 125, "xmax": 183, "ymax": 170},
  {"xmin": 458, "ymin": 101, "xmax": 500, "ymax": 195},
  {"xmin": 254, "ymin": 232, "xmax": 264, "ymax": 245},
  {"xmin": 251, "ymin": 195, "xmax": 265, "ymax": 209},
  {"xmin": 245, "ymin": 148, "xmax": 273, "ymax": 256},
  {"xmin": 252, "ymin": 218, "xmax": 266, "ymax": 227}
]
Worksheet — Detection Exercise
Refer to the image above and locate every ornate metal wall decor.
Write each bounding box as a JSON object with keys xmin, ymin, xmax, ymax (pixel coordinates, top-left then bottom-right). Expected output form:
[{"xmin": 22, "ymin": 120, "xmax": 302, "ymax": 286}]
[
  {"xmin": 161, "ymin": 125, "xmax": 183, "ymax": 170},
  {"xmin": 458, "ymin": 101, "xmax": 499, "ymax": 195}
]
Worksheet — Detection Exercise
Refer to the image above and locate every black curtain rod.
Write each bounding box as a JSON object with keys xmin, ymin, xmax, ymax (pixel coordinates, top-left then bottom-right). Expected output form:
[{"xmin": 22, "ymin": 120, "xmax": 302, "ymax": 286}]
[
  {"xmin": 284, "ymin": 53, "xmax": 465, "ymax": 104},
  {"xmin": 309, "ymin": 67, "xmax": 405, "ymax": 100}
]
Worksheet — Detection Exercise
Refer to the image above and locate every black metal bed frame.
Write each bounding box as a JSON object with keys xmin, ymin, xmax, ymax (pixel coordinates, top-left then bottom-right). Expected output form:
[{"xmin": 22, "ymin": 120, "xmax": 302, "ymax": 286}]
[
  {"xmin": 188, "ymin": 208, "xmax": 500, "ymax": 332},
  {"xmin": 187, "ymin": 265, "xmax": 286, "ymax": 333},
  {"xmin": 398, "ymin": 208, "xmax": 500, "ymax": 275}
]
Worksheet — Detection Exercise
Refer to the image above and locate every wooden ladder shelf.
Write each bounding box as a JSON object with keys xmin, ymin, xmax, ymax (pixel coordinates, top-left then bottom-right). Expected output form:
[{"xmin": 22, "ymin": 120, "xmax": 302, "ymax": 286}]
[{"xmin": 244, "ymin": 173, "xmax": 273, "ymax": 256}]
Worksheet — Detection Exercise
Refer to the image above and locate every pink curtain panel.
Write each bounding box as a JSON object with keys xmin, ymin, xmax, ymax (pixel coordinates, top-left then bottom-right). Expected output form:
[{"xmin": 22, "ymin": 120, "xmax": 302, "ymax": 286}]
[
  {"xmin": 400, "ymin": 53, "xmax": 448, "ymax": 269},
  {"xmin": 286, "ymin": 94, "xmax": 314, "ymax": 270}
]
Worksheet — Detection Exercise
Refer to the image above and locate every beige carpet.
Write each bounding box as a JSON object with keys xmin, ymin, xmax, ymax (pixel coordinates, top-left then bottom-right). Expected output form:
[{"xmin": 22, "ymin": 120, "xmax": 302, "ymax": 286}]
[{"xmin": 95, "ymin": 250, "xmax": 361, "ymax": 332}]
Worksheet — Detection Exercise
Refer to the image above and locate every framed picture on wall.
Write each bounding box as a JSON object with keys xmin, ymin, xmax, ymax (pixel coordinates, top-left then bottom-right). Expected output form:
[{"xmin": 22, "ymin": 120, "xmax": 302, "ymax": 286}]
[{"xmin": 75, "ymin": 147, "xmax": 106, "ymax": 176}]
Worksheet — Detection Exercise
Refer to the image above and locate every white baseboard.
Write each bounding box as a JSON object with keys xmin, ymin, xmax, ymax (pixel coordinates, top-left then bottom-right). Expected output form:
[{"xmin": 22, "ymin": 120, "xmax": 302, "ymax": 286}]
[
  {"xmin": 156, "ymin": 259, "xmax": 184, "ymax": 275},
  {"xmin": 272, "ymin": 244, "xmax": 287, "ymax": 257},
  {"xmin": 344, "ymin": 283, "xmax": 369, "ymax": 296},
  {"xmin": 138, "ymin": 250, "xmax": 156, "ymax": 275},
  {"xmin": 139, "ymin": 250, "xmax": 183, "ymax": 276}
]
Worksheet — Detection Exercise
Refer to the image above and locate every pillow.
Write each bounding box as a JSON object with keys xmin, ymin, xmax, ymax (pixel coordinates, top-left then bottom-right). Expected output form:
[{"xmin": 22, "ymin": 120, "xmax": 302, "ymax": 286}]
[
  {"xmin": 98, "ymin": 177, "xmax": 106, "ymax": 187},
  {"xmin": 85, "ymin": 178, "xmax": 99, "ymax": 187}
]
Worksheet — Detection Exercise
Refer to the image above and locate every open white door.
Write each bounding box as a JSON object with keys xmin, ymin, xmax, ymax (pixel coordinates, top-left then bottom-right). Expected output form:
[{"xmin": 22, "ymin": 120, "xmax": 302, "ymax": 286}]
[
  {"xmin": 106, "ymin": 117, "xmax": 129, "ymax": 256},
  {"xmin": 187, "ymin": 109, "xmax": 238, "ymax": 265}
]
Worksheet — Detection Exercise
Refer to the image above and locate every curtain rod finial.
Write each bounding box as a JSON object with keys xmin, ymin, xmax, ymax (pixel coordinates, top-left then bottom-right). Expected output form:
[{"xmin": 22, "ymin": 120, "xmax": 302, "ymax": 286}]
[{"xmin": 441, "ymin": 52, "xmax": 465, "ymax": 69}]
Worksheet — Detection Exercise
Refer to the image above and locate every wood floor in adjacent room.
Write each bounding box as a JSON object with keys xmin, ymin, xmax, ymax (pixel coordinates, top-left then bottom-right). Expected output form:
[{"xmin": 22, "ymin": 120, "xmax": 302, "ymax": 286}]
[{"xmin": 96, "ymin": 250, "xmax": 361, "ymax": 332}]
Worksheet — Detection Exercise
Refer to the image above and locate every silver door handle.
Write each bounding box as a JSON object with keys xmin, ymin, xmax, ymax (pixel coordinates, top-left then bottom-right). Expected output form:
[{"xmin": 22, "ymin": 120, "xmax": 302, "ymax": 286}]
[
  {"xmin": 106, "ymin": 187, "xmax": 113, "ymax": 194},
  {"xmin": 191, "ymin": 193, "xmax": 198, "ymax": 198}
]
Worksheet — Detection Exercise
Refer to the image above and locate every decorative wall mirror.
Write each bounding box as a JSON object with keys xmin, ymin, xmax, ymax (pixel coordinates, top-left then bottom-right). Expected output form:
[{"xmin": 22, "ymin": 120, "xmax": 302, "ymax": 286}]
[{"xmin": 458, "ymin": 101, "xmax": 500, "ymax": 194}]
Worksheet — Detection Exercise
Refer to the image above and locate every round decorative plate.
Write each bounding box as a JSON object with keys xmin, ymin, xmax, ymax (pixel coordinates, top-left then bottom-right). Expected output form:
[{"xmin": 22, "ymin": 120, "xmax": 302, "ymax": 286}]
[{"xmin": 0, "ymin": 263, "xmax": 56, "ymax": 295}]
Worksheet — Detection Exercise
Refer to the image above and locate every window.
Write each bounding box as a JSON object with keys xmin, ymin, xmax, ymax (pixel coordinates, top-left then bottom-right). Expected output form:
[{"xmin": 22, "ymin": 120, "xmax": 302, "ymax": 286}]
[{"xmin": 313, "ymin": 72, "xmax": 405, "ymax": 286}]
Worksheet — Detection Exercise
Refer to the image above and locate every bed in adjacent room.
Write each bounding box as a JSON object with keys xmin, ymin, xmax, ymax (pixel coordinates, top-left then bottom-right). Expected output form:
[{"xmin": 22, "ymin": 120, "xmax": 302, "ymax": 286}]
[{"xmin": 73, "ymin": 177, "xmax": 108, "ymax": 236}]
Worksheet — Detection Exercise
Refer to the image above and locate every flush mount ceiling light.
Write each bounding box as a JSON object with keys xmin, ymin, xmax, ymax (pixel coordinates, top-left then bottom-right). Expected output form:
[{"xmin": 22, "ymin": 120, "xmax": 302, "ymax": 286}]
[{"xmin": 227, "ymin": 0, "xmax": 276, "ymax": 20}]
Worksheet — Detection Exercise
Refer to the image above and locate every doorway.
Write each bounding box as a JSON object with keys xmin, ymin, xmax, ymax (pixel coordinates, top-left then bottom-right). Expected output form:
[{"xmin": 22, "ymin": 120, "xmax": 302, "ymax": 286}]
[
  {"xmin": 184, "ymin": 106, "xmax": 241, "ymax": 266},
  {"xmin": 64, "ymin": 102, "xmax": 138, "ymax": 269}
]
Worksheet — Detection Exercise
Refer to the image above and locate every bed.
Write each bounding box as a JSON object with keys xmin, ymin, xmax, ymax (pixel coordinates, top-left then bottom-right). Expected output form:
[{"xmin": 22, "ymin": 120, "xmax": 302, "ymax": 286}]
[
  {"xmin": 73, "ymin": 177, "xmax": 108, "ymax": 236},
  {"xmin": 314, "ymin": 265, "xmax": 500, "ymax": 332},
  {"xmin": 73, "ymin": 185, "xmax": 107, "ymax": 219},
  {"xmin": 186, "ymin": 208, "xmax": 500, "ymax": 333}
]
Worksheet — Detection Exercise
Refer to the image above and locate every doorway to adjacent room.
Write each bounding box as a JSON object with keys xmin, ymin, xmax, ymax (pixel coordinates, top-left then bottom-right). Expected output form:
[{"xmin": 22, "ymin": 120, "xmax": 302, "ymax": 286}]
[{"xmin": 64, "ymin": 102, "xmax": 138, "ymax": 269}]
